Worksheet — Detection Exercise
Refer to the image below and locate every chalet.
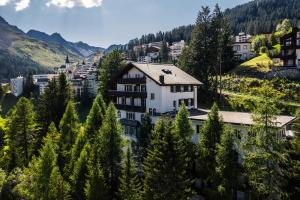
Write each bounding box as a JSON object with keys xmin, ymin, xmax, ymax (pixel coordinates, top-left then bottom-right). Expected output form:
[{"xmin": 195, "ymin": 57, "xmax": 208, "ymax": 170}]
[
  {"xmin": 109, "ymin": 62, "xmax": 202, "ymax": 138},
  {"xmin": 280, "ymin": 27, "xmax": 300, "ymax": 69}
]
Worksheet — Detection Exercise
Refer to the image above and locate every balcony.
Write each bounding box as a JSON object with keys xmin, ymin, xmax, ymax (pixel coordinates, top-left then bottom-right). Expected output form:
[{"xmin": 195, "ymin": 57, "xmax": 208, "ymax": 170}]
[
  {"xmin": 108, "ymin": 90, "xmax": 147, "ymax": 98},
  {"xmin": 117, "ymin": 77, "xmax": 146, "ymax": 84},
  {"xmin": 115, "ymin": 104, "xmax": 146, "ymax": 112}
]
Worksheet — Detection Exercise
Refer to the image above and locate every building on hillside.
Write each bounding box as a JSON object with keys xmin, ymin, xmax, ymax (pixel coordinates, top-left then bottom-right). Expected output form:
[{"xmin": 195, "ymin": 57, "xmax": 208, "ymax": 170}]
[
  {"xmin": 233, "ymin": 32, "xmax": 255, "ymax": 61},
  {"xmin": 10, "ymin": 76, "xmax": 24, "ymax": 97},
  {"xmin": 33, "ymin": 74, "xmax": 59, "ymax": 95},
  {"xmin": 169, "ymin": 40, "xmax": 185, "ymax": 60},
  {"xmin": 109, "ymin": 62, "xmax": 202, "ymax": 139},
  {"xmin": 279, "ymin": 26, "xmax": 300, "ymax": 69},
  {"xmin": 189, "ymin": 109, "xmax": 296, "ymax": 143}
]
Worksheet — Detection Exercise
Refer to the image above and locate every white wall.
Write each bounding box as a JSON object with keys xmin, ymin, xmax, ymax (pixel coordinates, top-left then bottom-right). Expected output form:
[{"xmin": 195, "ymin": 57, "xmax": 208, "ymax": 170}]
[{"xmin": 296, "ymin": 49, "xmax": 300, "ymax": 68}]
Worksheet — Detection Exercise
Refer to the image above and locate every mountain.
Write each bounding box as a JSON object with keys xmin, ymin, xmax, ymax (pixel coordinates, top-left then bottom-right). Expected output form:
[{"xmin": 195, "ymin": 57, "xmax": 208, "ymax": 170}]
[
  {"xmin": 104, "ymin": 44, "xmax": 127, "ymax": 54},
  {"xmin": 224, "ymin": 0, "xmax": 300, "ymax": 34},
  {"xmin": 27, "ymin": 30, "xmax": 104, "ymax": 57},
  {"xmin": 0, "ymin": 16, "xmax": 81, "ymax": 79}
]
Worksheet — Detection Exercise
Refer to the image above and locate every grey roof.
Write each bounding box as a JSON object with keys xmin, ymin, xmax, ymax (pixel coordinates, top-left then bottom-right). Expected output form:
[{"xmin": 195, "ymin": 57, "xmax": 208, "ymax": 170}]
[
  {"xmin": 189, "ymin": 109, "xmax": 296, "ymax": 128},
  {"xmin": 131, "ymin": 62, "xmax": 202, "ymax": 85}
]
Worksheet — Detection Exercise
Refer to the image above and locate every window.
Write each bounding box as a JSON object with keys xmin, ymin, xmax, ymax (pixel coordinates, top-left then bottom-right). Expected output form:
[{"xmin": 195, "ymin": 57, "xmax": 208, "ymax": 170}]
[
  {"xmin": 153, "ymin": 109, "xmax": 156, "ymax": 116},
  {"xmin": 243, "ymin": 45, "xmax": 248, "ymax": 50},
  {"xmin": 170, "ymin": 85, "xmax": 175, "ymax": 93},
  {"xmin": 151, "ymin": 93, "xmax": 155, "ymax": 100},
  {"xmin": 141, "ymin": 114, "xmax": 145, "ymax": 121},
  {"xmin": 297, "ymin": 39, "xmax": 300, "ymax": 46},
  {"xmin": 125, "ymin": 85, "xmax": 132, "ymax": 91},
  {"xmin": 135, "ymin": 74, "xmax": 140, "ymax": 78},
  {"xmin": 184, "ymin": 85, "xmax": 189, "ymax": 92},
  {"xmin": 117, "ymin": 111, "xmax": 121, "ymax": 118},
  {"xmin": 285, "ymin": 38, "xmax": 292, "ymax": 46},
  {"xmin": 190, "ymin": 99, "xmax": 194, "ymax": 107},
  {"xmin": 173, "ymin": 100, "xmax": 176, "ymax": 108},
  {"xmin": 298, "ymin": 59, "xmax": 300, "ymax": 67},
  {"xmin": 149, "ymin": 108, "xmax": 153, "ymax": 116},
  {"xmin": 121, "ymin": 97, "xmax": 126, "ymax": 105},
  {"xmin": 176, "ymin": 85, "xmax": 181, "ymax": 92},
  {"xmin": 126, "ymin": 112, "xmax": 135, "ymax": 120},
  {"xmin": 131, "ymin": 97, "xmax": 134, "ymax": 106},
  {"xmin": 196, "ymin": 125, "xmax": 200, "ymax": 134},
  {"xmin": 141, "ymin": 85, "xmax": 146, "ymax": 92}
]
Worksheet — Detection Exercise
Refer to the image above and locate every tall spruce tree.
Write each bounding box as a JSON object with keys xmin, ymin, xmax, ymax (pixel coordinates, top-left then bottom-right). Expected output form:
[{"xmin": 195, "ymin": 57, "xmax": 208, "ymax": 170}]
[
  {"xmin": 119, "ymin": 148, "xmax": 141, "ymax": 200},
  {"xmin": 7, "ymin": 97, "xmax": 37, "ymax": 168},
  {"xmin": 85, "ymin": 148, "xmax": 108, "ymax": 200},
  {"xmin": 159, "ymin": 40, "xmax": 169, "ymax": 63},
  {"xmin": 99, "ymin": 50, "xmax": 125, "ymax": 101},
  {"xmin": 137, "ymin": 113, "xmax": 152, "ymax": 164},
  {"xmin": 57, "ymin": 73, "xmax": 71, "ymax": 122},
  {"xmin": 143, "ymin": 117, "xmax": 190, "ymax": 199},
  {"xmin": 243, "ymin": 84, "xmax": 287, "ymax": 199},
  {"xmin": 59, "ymin": 101, "xmax": 80, "ymax": 172},
  {"xmin": 215, "ymin": 126, "xmax": 240, "ymax": 199},
  {"xmin": 198, "ymin": 103, "xmax": 224, "ymax": 186},
  {"xmin": 70, "ymin": 143, "xmax": 90, "ymax": 200},
  {"xmin": 98, "ymin": 103, "xmax": 123, "ymax": 199}
]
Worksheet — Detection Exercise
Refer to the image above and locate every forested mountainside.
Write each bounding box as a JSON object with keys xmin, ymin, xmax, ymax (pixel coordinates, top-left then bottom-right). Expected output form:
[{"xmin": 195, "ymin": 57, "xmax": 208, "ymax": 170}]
[
  {"xmin": 128, "ymin": 0, "xmax": 300, "ymax": 47},
  {"xmin": 0, "ymin": 16, "xmax": 81, "ymax": 79},
  {"xmin": 225, "ymin": 0, "xmax": 300, "ymax": 34}
]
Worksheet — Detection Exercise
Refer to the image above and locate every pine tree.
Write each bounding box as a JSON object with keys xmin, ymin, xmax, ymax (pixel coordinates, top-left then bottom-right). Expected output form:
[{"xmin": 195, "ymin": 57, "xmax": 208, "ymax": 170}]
[
  {"xmin": 59, "ymin": 101, "xmax": 80, "ymax": 171},
  {"xmin": 66, "ymin": 55, "xmax": 70, "ymax": 64},
  {"xmin": 119, "ymin": 148, "xmax": 141, "ymax": 200},
  {"xmin": 49, "ymin": 166, "xmax": 71, "ymax": 200},
  {"xmin": 137, "ymin": 113, "xmax": 152, "ymax": 164},
  {"xmin": 215, "ymin": 126, "xmax": 240, "ymax": 199},
  {"xmin": 143, "ymin": 117, "xmax": 190, "ymax": 199},
  {"xmin": 57, "ymin": 73, "xmax": 71, "ymax": 122},
  {"xmin": 98, "ymin": 103, "xmax": 123, "ymax": 199},
  {"xmin": 243, "ymin": 84, "xmax": 286, "ymax": 199},
  {"xmin": 85, "ymin": 148, "xmax": 108, "ymax": 200},
  {"xmin": 37, "ymin": 79, "xmax": 59, "ymax": 141},
  {"xmin": 159, "ymin": 40, "xmax": 169, "ymax": 63},
  {"xmin": 198, "ymin": 102, "xmax": 224, "ymax": 186},
  {"xmin": 99, "ymin": 50, "xmax": 125, "ymax": 101},
  {"xmin": 7, "ymin": 97, "xmax": 37, "ymax": 168},
  {"xmin": 70, "ymin": 144, "xmax": 90, "ymax": 200}
]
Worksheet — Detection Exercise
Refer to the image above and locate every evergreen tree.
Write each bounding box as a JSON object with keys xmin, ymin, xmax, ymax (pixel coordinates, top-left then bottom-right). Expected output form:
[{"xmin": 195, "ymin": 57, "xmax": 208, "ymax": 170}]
[
  {"xmin": 143, "ymin": 117, "xmax": 190, "ymax": 199},
  {"xmin": 66, "ymin": 55, "xmax": 70, "ymax": 64},
  {"xmin": 59, "ymin": 101, "xmax": 80, "ymax": 171},
  {"xmin": 215, "ymin": 126, "xmax": 240, "ymax": 199},
  {"xmin": 98, "ymin": 103, "xmax": 123, "ymax": 199},
  {"xmin": 23, "ymin": 72, "xmax": 35, "ymax": 98},
  {"xmin": 85, "ymin": 148, "xmax": 108, "ymax": 200},
  {"xmin": 36, "ymin": 79, "xmax": 59, "ymax": 147},
  {"xmin": 70, "ymin": 144, "xmax": 89, "ymax": 200},
  {"xmin": 119, "ymin": 148, "xmax": 141, "ymax": 200},
  {"xmin": 198, "ymin": 103, "xmax": 224, "ymax": 186},
  {"xmin": 243, "ymin": 84, "xmax": 286, "ymax": 199},
  {"xmin": 159, "ymin": 40, "xmax": 169, "ymax": 63},
  {"xmin": 99, "ymin": 50, "xmax": 125, "ymax": 101},
  {"xmin": 137, "ymin": 113, "xmax": 152, "ymax": 164},
  {"xmin": 48, "ymin": 166, "xmax": 71, "ymax": 200},
  {"xmin": 57, "ymin": 73, "xmax": 71, "ymax": 122},
  {"xmin": 0, "ymin": 83, "xmax": 3, "ymax": 100},
  {"xmin": 7, "ymin": 97, "xmax": 37, "ymax": 168}
]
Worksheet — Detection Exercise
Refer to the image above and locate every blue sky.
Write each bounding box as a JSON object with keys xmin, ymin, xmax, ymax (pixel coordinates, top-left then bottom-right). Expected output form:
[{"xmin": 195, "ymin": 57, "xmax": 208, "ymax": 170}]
[{"xmin": 0, "ymin": 0, "xmax": 250, "ymax": 48}]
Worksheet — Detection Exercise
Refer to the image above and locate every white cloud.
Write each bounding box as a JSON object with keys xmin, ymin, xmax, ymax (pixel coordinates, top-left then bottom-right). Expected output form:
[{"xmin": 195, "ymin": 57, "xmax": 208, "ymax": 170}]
[
  {"xmin": 15, "ymin": 0, "xmax": 30, "ymax": 11},
  {"xmin": 46, "ymin": 0, "xmax": 103, "ymax": 8},
  {"xmin": 0, "ymin": 0, "xmax": 10, "ymax": 6}
]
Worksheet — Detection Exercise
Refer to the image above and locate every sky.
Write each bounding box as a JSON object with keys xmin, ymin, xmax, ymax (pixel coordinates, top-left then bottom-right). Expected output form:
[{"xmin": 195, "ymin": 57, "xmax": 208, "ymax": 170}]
[{"xmin": 0, "ymin": 0, "xmax": 250, "ymax": 48}]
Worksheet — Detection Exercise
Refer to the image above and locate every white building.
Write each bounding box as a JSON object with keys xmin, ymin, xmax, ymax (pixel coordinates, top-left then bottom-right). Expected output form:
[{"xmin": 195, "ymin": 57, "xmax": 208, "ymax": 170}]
[
  {"xmin": 10, "ymin": 76, "xmax": 24, "ymax": 97},
  {"xmin": 233, "ymin": 32, "xmax": 255, "ymax": 61},
  {"xmin": 33, "ymin": 74, "xmax": 59, "ymax": 95},
  {"xmin": 169, "ymin": 40, "xmax": 185, "ymax": 60},
  {"xmin": 109, "ymin": 62, "xmax": 202, "ymax": 138},
  {"xmin": 189, "ymin": 109, "xmax": 296, "ymax": 143}
]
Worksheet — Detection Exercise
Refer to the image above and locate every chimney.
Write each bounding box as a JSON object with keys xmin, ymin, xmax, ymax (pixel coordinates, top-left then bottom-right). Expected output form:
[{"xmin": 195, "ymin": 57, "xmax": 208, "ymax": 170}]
[{"xmin": 159, "ymin": 75, "xmax": 164, "ymax": 84}]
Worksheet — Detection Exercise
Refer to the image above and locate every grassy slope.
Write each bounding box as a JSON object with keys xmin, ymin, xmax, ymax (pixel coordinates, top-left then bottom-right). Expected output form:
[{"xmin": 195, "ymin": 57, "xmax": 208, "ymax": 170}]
[
  {"xmin": 9, "ymin": 38, "xmax": 81, "ymax": 68},
  {"xmin": 234, "ymin": 53, "xmax": 272, "ymax": 74}
]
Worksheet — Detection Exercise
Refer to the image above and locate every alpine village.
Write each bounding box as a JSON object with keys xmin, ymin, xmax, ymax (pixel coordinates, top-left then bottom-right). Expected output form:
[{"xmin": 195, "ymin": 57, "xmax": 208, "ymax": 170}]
[{"xmin": 1, "ymin": 0, "xmax": 300, "ymax": 200}]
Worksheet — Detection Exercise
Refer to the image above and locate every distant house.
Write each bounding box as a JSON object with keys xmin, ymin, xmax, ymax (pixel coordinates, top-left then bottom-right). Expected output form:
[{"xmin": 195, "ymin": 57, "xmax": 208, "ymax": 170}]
[
  {"xmin": 10, "ymin": 76, "xmax": 24, "ymax": 97},
  {"xmin": 233, "ymin": 32, "xmax": 255, "ymax": 61},
  {"xmin": 280, "ymin": 27, "xmax": 300, "ymax": 69},
  {"xmin": 169, "ymin": 40, "xmax": 185, "ymax": 60},
  {"xmin": 33, "ymin": 74, "xmax": 59, "ymax": 95}
]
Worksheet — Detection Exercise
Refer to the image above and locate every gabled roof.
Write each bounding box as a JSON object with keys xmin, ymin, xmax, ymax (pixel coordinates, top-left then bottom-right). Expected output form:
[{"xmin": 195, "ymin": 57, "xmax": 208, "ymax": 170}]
[
  {"xmin": 125, "ymin": 62, "xmax": 202, "ymax": 86},
  {"xmin": 189, "ymin": 109, "xmax": 296, "ymax": 128}
]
